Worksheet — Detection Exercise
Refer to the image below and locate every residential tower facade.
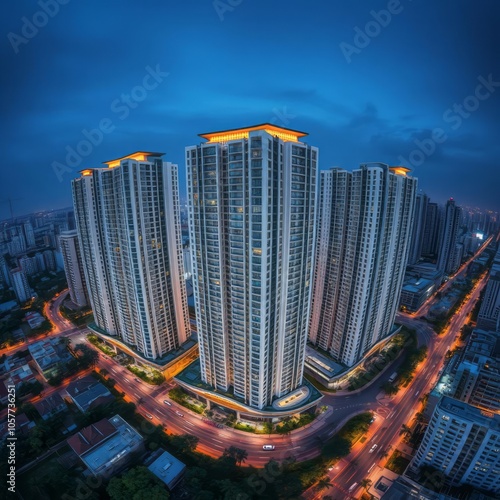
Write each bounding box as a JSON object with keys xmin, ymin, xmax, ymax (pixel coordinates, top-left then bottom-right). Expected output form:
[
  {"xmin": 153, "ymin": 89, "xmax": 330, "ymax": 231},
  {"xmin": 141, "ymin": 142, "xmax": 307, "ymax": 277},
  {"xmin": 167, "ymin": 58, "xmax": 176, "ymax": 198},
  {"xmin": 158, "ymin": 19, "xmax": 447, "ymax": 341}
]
[
  {"xmin": 72, "ymin": 152, "xmax": 190, "ymax": 360},
  {"xmin": 186, "ymin": 124, "xmax": 317, "ymax": 410},
  {"xmin": 309, "ymin": 163, "xmax": 417, "ymax": 367}
]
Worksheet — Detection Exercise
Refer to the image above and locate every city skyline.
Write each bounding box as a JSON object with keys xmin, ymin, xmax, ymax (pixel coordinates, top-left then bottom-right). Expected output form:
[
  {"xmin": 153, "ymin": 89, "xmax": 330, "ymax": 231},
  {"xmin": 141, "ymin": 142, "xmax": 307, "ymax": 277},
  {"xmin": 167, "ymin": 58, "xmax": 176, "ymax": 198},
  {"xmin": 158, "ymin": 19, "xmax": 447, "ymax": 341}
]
[
  {"xmin": 2, "ymin": 0, "xmax": 500, "ymax": 220},
  {"xmin": 1, "ymin": 2, "xmax": 500, "ymax": 498}
]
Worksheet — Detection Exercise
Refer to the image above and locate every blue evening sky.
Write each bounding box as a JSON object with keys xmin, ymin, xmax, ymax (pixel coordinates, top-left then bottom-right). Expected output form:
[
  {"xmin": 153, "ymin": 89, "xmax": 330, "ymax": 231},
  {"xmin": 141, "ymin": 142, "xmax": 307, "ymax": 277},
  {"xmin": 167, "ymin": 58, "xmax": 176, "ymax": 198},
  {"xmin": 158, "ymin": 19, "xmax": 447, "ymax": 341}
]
[{"xmin": 1, "ymin": 0, "xmax": 499, "ymax": 219}]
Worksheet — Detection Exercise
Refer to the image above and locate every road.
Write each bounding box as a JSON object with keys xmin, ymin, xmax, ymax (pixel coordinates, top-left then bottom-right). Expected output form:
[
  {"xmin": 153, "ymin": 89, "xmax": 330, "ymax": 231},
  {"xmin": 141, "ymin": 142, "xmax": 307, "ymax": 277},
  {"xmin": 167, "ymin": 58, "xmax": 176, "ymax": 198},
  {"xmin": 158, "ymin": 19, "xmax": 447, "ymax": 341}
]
[
  {"xmin": 23, "ymin": 237, "xmax": 492, "ymax": 480},
  {"xmin": 403, "ymin": 234, "xmax": 492, "ymax": 318},
  {"xmin": 305, "ymin": 268, "xmax": 489, "ymax": 499}
]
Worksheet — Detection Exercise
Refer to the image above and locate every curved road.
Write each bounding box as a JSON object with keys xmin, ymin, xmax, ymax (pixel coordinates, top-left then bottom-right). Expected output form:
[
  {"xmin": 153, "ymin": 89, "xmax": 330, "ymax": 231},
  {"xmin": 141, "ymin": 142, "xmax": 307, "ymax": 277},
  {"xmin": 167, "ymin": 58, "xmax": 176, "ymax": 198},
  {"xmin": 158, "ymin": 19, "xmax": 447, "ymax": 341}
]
[{"xmin": 37, "ymin": 241, "xmax": 491, "ymax": 497}]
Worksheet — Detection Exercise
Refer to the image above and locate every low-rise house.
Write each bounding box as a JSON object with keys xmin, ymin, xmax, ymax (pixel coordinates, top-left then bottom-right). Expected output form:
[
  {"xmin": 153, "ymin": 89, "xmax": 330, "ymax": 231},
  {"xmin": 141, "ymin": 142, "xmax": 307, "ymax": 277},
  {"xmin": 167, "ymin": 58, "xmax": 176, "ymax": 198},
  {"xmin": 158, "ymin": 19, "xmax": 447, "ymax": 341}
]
[
  {"xmin": 25, "ymin": 311, "xmax": 45, "ymax": 329},
  {"xmin": 67, "ymin": 415, "xmax": 144, "ymax": 478},
  {"xmin": 28, "ymin": 338, "xmax": 72, "ymax": 380},
  {"xmin": 65, "ymin": 376, "xmax": 113, "ymax": 412},
  {"xmin": 146, "ymin": 449, "xmax": 186, "ymax": 491},
  {"xmin": 16, "ymin": 413, "xmax": 35, "ymax": 435},
  {"xmin": 34, "ymin": 393, "xmax": 67, "ymax": 420},
  {"xmin": 4, "ymin": 364, "xmax": 35, "ymax": 390}
]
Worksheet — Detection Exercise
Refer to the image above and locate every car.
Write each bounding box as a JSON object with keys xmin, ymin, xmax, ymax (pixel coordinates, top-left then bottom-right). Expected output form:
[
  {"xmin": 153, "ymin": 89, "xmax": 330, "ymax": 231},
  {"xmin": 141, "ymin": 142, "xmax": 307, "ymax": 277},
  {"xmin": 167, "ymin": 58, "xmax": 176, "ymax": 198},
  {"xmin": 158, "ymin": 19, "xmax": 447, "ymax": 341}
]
[
  {"xmin": 176, "ymin": 411, "xmax": 184, "ymax": 417},
  {"xmin": 369, "ymin": 444, "xmax": 378, "ymax": 453},
  {"xmin": 262, "ymin": 445, "xmax": 275, "ymax": 451},
  {"xmin": 163, "ymin": 400, "xmax": 172, "ymax": 405},
  {"xmin": 134, "ymin": 378, "xmax": 140, "ymax": 382},
  {"xmin": 145, "ymin": 413, "xmax": 153, "ymax": 420}
]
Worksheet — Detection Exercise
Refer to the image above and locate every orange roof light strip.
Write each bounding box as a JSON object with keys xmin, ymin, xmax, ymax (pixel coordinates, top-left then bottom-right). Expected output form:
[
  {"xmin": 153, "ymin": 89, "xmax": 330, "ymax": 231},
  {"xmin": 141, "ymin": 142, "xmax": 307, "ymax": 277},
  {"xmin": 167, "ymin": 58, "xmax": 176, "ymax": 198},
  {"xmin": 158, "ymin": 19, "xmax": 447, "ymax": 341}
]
[
  {"xmin": 389, "ymin": 166, "xmax": 412, "ymax": 176},
  {"xmin": 199, "ymin": 123, "xmax": 308, "ymax": 143},
  {"xmin": 102, "ymin": 151, "xmax": 164, "ymax": 168}
]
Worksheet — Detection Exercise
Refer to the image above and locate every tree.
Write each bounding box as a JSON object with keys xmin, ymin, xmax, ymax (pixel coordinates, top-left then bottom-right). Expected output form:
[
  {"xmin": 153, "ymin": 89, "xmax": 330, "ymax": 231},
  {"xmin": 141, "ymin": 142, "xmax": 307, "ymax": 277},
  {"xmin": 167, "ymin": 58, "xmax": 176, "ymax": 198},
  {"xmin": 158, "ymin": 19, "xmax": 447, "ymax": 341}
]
[
  {"xmin": 413, "ymin": 412, "xmax": 425, "ymax": 424},
  {"xmin": 184, "ymin": 466, "xmax": 208, "ymax": 494},
  {"xmin": 400, "ymin": 424, "xmax": 412, "ymax": 438},
  {"xmin": 107, "ymin": 466, "xmax": 169, "ymax": 499},
  {"xmin": 322, "ymin": 435, "xmax": 351, "ymax": 460},
  {"xmin": 382, "ymin": 382, "xmax": 399, "ymax": 395},
  {"xmin": 263, "ymin": 420, "xmax": 274, "ymax": 435},
  {"xmin": 100, "ymin": 368, "xmax": 109, "ymax": 378},
  {"xmin": 59, "ymin": 336, "xmax": 71, "ymax": 347},
  {"xmin": 74, "ymin": 343, "xmax": 99, "ymax": 368},
  {"xmin": 215, "ymin": 479, "xmax": 248, "ymax": 499},
  {"xmin": 223, "ymin": 446, "xmax": 248, "ymax": 465},
  {"xmin": 170, "ymin": 434, "xmax": 199, "ymax": 454},
  {"xmin": 360, "ymin": 478, "xmax": 372, "ymax": 491},
  {"xmin": 315, "ymin": 476, "xmax": 332, "ymax": 491}
]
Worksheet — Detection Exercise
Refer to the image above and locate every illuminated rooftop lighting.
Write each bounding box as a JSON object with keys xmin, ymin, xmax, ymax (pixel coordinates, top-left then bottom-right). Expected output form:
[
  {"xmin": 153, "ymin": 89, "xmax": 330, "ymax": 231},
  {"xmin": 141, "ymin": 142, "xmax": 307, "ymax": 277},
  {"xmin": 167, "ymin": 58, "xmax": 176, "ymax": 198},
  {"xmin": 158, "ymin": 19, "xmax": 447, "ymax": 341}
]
[
  {"xmin": 102, "ymin": 151, "xmax": 165, "ymax": 168},
  {"xmin": 199, "ymin": 123, "xmax": 308, "ymax": 143},
  {"xmin": 389, "ymin": 165, "xmax": 412, "ymax": 176}
]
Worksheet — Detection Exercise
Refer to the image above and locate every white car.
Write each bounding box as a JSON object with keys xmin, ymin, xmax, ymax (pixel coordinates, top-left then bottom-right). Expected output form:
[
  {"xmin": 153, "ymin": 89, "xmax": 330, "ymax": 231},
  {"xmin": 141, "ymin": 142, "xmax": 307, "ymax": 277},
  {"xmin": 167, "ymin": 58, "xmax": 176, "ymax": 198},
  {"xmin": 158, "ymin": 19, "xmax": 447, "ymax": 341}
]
[
  {"xmin": 262, "ymin": 445, "xmax": 275, "ymax": 451},
  {"xmin": 145, "ymin": 413, "xmax": 153, "ymax": 420},
  {"xmin": 369, "ymin": 444, "xmax": 378, "ymax": 453},
  {"xmin": 176, "ymin": 411, "xmax": 184, "ymax": 417},
  {"xmin": 163, "ymin": 400, "xmax": 172, "ymax": 406}
]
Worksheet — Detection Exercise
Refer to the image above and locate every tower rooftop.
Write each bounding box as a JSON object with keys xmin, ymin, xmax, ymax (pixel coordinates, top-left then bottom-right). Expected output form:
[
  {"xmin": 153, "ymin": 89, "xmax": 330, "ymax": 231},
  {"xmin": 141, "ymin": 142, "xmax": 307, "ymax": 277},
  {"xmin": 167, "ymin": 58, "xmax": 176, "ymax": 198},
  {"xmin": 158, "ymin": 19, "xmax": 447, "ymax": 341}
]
[
  {"xmin": 199, "ymin": 123, "xmax": 308, "ymax": 143},
  {"xmin": 102, "ymin": 151, "xmax": 165, "ymax": 168}
]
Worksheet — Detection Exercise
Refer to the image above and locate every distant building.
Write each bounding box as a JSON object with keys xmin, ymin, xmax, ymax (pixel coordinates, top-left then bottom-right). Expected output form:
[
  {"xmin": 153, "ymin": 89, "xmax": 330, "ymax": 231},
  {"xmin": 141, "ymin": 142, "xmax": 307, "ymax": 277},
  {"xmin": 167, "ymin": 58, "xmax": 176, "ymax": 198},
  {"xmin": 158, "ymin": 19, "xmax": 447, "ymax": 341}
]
[
  {"xmin": 477, "ymin": 250, "xmax": 500, "ymax": 331},
  {"xmin": 400, "ymin": 277, "xmax": 435, "ymax": 312},
  {"xmin": 23, "ymin": 222, "xmax": 36, "ymax": 248},
  {"xmin": 408, "ymin": 192, "xmax": 429, "ymax": 265},
  {"xmin": 43, "ymin": 249, "xmax": 56, "ymax": 271},
  {"xmin": 35, "ymin": 252, "xmax": 46, "ymax": 272},
  {"xmin": 65, "ymin": 375, "xmax": 113, "ymax": 412},
  {"xmin": 309, "ymin": 164, "xmax": 417, "ymax": 367},
  {"xmin": 59, "ymin": 230, "xmax": 89, "ymax": 308},
  {"xmin": 421, "ymin": 202, "xmax": 442, "ymax": 259},
  {"xmin": 382, "ymin": 476, "xmax": 456, "ymax": 500},
  {"xmin": 405, "ymin": 262, "xmax": 444, "ymax": 288},
  {"xmin": 435, "ymin": 329, "xmax": 500, "ymax": 413},
  {"xmin": 147, "ymin": 449, "xmax": 186, "ymax": 490},
  {"xmin": 410, "ymin": 396, "xmax": 500, "ymax": 494},
  {"xmin": 10, "ymin": 268, "xmax": 32, "ymax": 303},
  {"xmin": 67, "ymin": 415, "xmax": 144, "ymax": 478},
  {"xmin": 437, "ymin": 198, "xmax": 462, "ymax": 275},
  {"xmin": 18, "ymin": 255, "xmax": 38, "ymax": 276},
  {"xmin": 34, "ymin": 393, "xmax": 67, "ymax": 420},
  {"xmin": 0, "ymin": 254, "xmax": 11, "ymax": 285}
]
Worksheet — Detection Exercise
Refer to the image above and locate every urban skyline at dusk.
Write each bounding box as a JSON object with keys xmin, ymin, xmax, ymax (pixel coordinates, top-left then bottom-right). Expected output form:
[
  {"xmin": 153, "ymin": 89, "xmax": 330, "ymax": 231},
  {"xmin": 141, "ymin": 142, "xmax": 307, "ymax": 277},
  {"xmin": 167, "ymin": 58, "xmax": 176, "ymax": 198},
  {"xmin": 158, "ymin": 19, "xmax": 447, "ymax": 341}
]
[
  {"xmin": 2, "ymin": 2, "xmax": 500, "ymax": 499},
  {"xmin": 2, "ymin": 0, "xmax": 500, "ymax": 221}
]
